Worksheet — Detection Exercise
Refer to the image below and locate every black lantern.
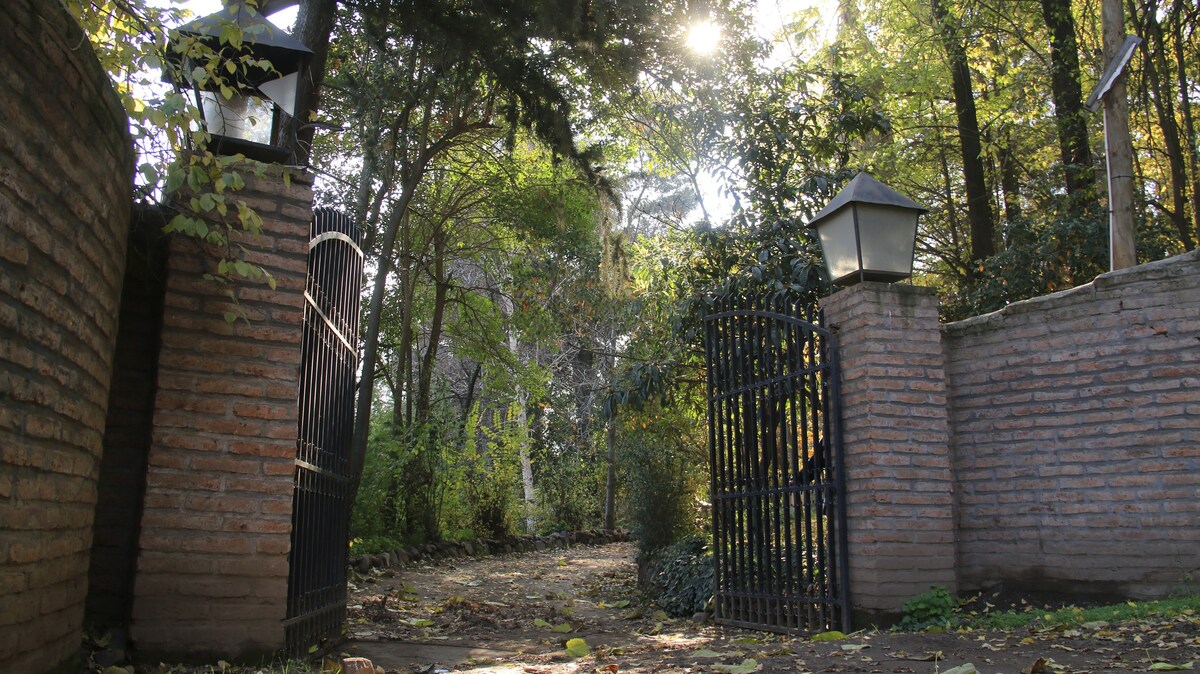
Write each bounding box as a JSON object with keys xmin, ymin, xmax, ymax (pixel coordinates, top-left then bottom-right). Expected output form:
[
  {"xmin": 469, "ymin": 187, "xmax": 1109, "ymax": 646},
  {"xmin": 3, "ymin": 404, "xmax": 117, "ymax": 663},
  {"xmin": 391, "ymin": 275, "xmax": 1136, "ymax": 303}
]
[
  {"xmin": 172, "ymin": 2, "xmax": 312, "ymax": 162},
  {"xmin": 807, "ymin": 173, "xmax": 927, "ymax": 286}
]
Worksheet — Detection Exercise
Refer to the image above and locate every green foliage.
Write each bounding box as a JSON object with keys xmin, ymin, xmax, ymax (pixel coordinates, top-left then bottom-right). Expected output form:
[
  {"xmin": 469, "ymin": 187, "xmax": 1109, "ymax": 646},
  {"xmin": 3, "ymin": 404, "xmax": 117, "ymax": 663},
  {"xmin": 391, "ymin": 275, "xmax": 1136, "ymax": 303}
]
[
  {"xmin": 459, "ymin": 402, "xmax": 525, "ymax": 539},
  {"xmin": 941, "ymin": 206, "xmax": 1107, "ymax": 320},
  {"xmin": 348, "ymin": 534, "xmax": 405, "ymax": 556},
  {"xmin": 897, "ymin": 586, "xmax": 959, "ymax": 631},
  {"xmin": 963, "ymin": 595, "xmax": 1200, "ymax": 631},
  {"xmin": 640, "ymin": 535, "xmax": 714, "ymax": 618},
  {"xmin": 620, "ymin": 402, "xmax": 707, "ymax": 551}
]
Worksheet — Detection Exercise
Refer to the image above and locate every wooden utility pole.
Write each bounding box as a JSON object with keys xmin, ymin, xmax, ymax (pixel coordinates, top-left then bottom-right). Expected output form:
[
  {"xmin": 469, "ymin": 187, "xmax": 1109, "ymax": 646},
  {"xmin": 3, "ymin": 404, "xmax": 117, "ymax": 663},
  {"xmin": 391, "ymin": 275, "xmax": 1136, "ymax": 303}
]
[{"xmin": 1100, "ymin": 0, "xmax": 1138, "ymax": 269}]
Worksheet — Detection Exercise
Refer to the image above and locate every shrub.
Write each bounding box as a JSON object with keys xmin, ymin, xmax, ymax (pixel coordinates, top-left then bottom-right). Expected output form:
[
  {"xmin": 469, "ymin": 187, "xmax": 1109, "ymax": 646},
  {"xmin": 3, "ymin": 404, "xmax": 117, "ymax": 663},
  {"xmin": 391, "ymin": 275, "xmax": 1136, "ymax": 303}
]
[
  {"xmin": 897, "ymin": 585, "xmax": 958, "ymax": 631},
  {"xmin": 640, "ymin": 535, "xmax": 714, "ymax": 617}
]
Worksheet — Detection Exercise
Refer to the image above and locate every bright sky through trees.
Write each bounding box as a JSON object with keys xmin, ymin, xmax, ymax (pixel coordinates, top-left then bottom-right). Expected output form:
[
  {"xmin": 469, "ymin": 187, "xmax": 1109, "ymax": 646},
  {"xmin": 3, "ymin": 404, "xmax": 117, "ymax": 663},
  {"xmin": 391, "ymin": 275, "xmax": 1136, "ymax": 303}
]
[{"xmin": 685, "ymin": 19, "xmax": 722, "ymax": 55}]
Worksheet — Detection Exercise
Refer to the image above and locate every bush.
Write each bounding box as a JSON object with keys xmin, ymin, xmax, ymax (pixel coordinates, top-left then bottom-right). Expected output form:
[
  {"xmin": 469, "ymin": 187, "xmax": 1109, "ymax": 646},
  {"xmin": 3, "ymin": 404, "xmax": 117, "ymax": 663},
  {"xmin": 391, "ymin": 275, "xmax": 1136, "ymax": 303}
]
[
  {"xmin": 620, "ymin": 402, "xmax": 708, "ymax": 550},
  {"xmin": 348, "ymin": 534, "xmax": 405, "ymax": 556},
  {"xmin": 897, "ymin": 585, "xmax": 958, "ymax": 631},
  {"xmin": 640, "ymin": 535, "xmax": 714, "ymax": 617}
]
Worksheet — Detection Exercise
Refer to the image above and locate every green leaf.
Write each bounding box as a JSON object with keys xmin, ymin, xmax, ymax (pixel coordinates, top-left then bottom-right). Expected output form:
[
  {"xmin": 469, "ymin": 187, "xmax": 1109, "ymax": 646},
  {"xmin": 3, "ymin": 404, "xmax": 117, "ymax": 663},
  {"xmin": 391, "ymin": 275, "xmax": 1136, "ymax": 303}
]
[
  {"xmin": 711, "ymin": 659, "xmax": 759, "ymax": 674},
  {"xmin": 533, "ymin": 618, "xmax": 552, "ymax": 629},
  {"xmin": 940, "ymin": 664, "xmax": 978, "ymax": 674},
  {"xmin": 565, "ymin": 638, "xmax": 589, "ymax": 658},
  {"xmin": 551, "ymin": 622, "xmax": 572, "ymax": 633},
  {"xmin": 1150, "ymin": 664, "xmax": 1194, "ymax": 671},
  {"xmin": 691, "ymin": 649, "xmax": 726, "ymax": 658},
  {"xmin": 811, "ymin": 631, "xmax": 846, "ymax": 642}
]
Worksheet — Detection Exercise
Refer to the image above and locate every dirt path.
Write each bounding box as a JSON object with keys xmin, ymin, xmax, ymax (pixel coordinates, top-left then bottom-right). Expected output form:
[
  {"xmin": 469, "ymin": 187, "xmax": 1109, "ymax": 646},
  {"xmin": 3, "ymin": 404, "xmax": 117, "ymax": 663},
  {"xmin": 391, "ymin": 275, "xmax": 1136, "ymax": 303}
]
[{"xmin": 343, "ymin": 543, "xmax": 1200, "ymax": 674}]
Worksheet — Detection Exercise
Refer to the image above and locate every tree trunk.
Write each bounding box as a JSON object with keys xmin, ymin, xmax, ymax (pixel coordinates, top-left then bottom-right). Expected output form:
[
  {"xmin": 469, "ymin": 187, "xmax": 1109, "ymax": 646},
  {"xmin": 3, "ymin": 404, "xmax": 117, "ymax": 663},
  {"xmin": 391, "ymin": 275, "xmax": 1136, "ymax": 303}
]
[
  {"xmin": 1131, "ymin": 0, "xmax": 1194, "ymax": 250},
  {"xmin": 930, "ymin": 0, "xmax": 996, "ymax": 263},
  {"xmin": 1170, "ymin": 0, "xmax": 1200, "ymax": 242},
  {"xmin": 604, "ymin": 410, "xmax": 616, "ymax": 530},
  {"xmin": 1040, "ymin": 0, "xmax": 1099, "ymax": 210},
  {"xmin": 415, "ymin": 231, "xmax": 449, "ymax": 423},
  {"xmin": 507, "ymin": 331, "xmax": 537, "ymax": 534},
  {"xmin": 998, "ymin": 138, "xmax": 1023, "ymax": 225},
  {"xmin": 276, "ymin": 0, "xmax": 338, "ymax": 165},
  {"xmin": 351, "ymin": 178, "xmax": 420, "ymax": 492}
]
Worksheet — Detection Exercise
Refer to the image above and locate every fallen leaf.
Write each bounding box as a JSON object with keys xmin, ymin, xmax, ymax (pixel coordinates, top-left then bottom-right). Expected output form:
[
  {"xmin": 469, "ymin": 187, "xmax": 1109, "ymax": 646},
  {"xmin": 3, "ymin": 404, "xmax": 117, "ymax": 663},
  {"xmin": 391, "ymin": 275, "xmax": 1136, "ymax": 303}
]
[
  {"xmin": 940, "ymin": 664, "xmax": 978, "ymax": 674},
  {"xmin": 552, "ymin": 622, "xmax": 574, "ymax": 633},
  {"xmin": 565, "ymin": 637, "xmax": 590, "ymax": 658},
  {"xmin": 691, "ymin": 649, "xmax": 726, "ymax": 658},
  {"xmin": 1149, "ymin": 663, "xmax": 1194, "ymax": 671},
  {"xmin": 711, "ymin": 658, "xmax": 760, "ymax": 674},
  {"xmin": 885, "ymin": 651, "xmax": 942, "ymax": 662},
  {"xmin": 811, "ymin": 631, "xmax": 847, "ymax": 642},
  {"xmin": 841, "ymin": 644, "xmax": 869, "ymax": 652}
]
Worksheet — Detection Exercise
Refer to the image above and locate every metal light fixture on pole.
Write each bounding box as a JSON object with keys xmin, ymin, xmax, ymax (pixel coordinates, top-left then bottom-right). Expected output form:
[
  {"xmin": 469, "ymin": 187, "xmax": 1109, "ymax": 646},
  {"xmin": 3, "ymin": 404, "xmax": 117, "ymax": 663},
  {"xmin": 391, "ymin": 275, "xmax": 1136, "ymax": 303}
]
[
  {"xmin": 807, "ymin": 173, "xmax": 927, "ymax": 287},
  {"xmin": 171, "ymin": 1, "xmax": 313, "ymax": 163}
]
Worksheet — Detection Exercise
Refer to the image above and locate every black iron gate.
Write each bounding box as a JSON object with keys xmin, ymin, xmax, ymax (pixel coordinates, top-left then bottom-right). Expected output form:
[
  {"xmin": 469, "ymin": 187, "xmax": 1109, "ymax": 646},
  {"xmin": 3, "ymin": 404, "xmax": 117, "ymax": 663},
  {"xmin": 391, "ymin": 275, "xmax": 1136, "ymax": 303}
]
[
  {"xmin": 704, "ymin": 294, "xmax": 850, "ymax": 634},
  {"xmin": 285, "ymin": 208, "xmax": 363, "ymax": 653}
]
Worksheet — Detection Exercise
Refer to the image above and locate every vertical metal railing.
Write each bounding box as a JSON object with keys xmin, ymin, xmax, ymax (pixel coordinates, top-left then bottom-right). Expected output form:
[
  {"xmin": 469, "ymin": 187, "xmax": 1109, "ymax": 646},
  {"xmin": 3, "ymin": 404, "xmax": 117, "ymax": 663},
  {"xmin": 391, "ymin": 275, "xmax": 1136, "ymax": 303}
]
[
  {"xmin": 285, "ymin": 208, "xmax": 363, "ymax": 654},
  {"xmin": 704, "ymin": 294, "xmax": 850, "ymax": 634}
]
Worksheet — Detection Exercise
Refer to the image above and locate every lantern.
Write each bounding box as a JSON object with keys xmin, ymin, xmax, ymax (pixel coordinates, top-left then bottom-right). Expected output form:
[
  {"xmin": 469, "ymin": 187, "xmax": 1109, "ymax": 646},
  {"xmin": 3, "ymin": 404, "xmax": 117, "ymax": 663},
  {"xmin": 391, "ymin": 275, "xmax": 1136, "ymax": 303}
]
[
  {"xmin": 172, "ymin": 2, "xmax": 312, "ymax": 162},
  {"xmin": 807, "ymin": 173, "xmax": 927, "ymax": 286}
]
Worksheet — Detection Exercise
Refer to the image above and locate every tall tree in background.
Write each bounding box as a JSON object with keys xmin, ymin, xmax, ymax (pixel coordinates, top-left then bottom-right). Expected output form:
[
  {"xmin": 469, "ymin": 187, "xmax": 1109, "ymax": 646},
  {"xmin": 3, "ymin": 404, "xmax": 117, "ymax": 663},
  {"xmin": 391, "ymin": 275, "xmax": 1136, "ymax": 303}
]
[
  {"xmin": 1129, "ymin": 0, "xmax": 1196, "ymax": 250},
  {"xmin": 930, "ymin": 0, "xmax": 996, "ymax": 265},
  {"xmin": 1040, "ymin": 0, "xmax": 1098, "ymax": 209}
]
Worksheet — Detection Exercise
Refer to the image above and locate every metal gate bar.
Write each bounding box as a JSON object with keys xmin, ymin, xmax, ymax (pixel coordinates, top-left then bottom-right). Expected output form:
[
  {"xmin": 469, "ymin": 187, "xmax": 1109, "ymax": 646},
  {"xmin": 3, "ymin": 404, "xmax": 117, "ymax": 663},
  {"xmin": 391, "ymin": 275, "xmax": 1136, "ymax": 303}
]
[
  {"xmin": 704, "ymin": 294, "xmax": 850, "ymax": 634},
  {"xmin": 285, "ymin": 208, "xmax": 363, "ymax": 654}
]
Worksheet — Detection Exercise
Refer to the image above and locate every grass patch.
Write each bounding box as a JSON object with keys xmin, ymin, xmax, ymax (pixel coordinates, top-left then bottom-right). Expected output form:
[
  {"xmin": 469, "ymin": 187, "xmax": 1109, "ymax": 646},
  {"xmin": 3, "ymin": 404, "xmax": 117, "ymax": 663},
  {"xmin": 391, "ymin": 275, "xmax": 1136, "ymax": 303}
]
[{"xmin": 962, "ymin": 595, "xmax": 1200, "ymax": 631}]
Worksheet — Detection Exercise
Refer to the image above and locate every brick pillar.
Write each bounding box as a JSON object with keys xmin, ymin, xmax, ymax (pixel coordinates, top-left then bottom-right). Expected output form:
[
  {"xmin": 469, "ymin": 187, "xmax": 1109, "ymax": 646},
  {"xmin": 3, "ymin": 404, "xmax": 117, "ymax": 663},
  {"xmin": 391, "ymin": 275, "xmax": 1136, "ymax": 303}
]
[
  {"xmin": 130, "ymin": 173, "xmax": 311, "ymax": 660},
  {"xmin": 822, "ymin": 283, "xmax": 956, "ymax": 620}
]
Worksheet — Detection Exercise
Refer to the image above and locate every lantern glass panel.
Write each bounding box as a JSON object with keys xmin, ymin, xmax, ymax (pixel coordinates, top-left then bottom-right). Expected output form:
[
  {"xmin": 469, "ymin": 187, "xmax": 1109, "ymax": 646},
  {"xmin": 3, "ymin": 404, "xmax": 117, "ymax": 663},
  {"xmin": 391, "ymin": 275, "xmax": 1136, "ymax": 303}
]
[
  {"xmin": 856, "ymin": 203, "xmax": 917, "ymax": 278},
  {"xmin": 816, "ymin": 208, "xmax": 861, "ymax": 283},
  {"xmin": 200, "ymin": 91, "xmax": 274, "ymax": 145}
]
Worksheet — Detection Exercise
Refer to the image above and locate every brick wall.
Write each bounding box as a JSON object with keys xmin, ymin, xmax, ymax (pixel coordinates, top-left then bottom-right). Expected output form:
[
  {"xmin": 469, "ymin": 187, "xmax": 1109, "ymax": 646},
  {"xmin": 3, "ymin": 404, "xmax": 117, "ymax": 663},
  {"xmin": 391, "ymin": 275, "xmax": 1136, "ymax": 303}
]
[
  {"xmin": 943, "ymin": 249, "xmax": 1200, "ymax": 598},
  {"xmin": 130, "ymin": 174, "xmax": 311, "ymax": 660},
  {"xmin": 0, "ymin": 1, "xmax": 135, "ymax": 671},
  {"xmin": 822, "ymin": 284, "xmax": 957, "ymax": 617}
]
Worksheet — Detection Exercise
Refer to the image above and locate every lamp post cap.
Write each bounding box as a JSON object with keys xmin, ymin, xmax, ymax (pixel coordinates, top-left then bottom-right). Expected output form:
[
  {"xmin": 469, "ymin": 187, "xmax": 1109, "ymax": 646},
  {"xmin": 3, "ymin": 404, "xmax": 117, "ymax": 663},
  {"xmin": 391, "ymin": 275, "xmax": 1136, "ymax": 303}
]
[
  {"xmin": 807, "ymin": 172, "xmax": 928, "ymax": 227},
  {"xmin": 176, "ymin": 4, "xmax": 313, "ymax": 57}
]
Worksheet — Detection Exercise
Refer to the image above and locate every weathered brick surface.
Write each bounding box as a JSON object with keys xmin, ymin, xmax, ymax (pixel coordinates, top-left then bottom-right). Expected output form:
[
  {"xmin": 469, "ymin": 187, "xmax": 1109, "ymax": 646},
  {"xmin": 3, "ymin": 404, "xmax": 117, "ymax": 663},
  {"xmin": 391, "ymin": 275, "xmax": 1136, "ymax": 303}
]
[
  {"xmin": 0, "ymin": 1, "xmax": 135, "ymax": 670},
  {"xmin": 823, "ymin": 284, "xmax": 957, "ymax": 616},
  {"xmin": 130, "ymin": 173, "xmax": 311, "ymax": 660},
  {"xmin": 943, "ymin": 250, "xmax": 1200, "ymax": 598}
]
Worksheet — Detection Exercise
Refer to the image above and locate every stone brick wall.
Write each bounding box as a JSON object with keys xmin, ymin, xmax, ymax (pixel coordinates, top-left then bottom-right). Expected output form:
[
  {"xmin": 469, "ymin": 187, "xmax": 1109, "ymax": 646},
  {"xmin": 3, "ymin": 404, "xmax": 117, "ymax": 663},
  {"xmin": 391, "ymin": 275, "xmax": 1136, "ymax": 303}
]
[
  {"xmin": 0, "ymin": 1, "xmax": 135, "ymax": 671},
  {"xmin": 942, "ymin": 250, "xmax": 1200, "ymax": 598},
  {"xmin": 822, "ymin": 284, "xmax": 957, "ymax": 617},
  {"xmin": 130, "ymin": 174, "xmax": 312, "ymax": 660}
]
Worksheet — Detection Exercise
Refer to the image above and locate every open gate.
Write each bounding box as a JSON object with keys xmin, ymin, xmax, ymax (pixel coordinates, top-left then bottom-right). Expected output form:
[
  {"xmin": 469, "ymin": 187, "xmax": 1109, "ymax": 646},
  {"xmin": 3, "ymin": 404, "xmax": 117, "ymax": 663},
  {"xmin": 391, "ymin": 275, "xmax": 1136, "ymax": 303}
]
[
  {"xmin": 285, "ymin": 208, "xmax": 363, "ymax": 653},
  {"xmin": 704, "ymin": 294, "xmax": 850, "ymax": 634}
]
